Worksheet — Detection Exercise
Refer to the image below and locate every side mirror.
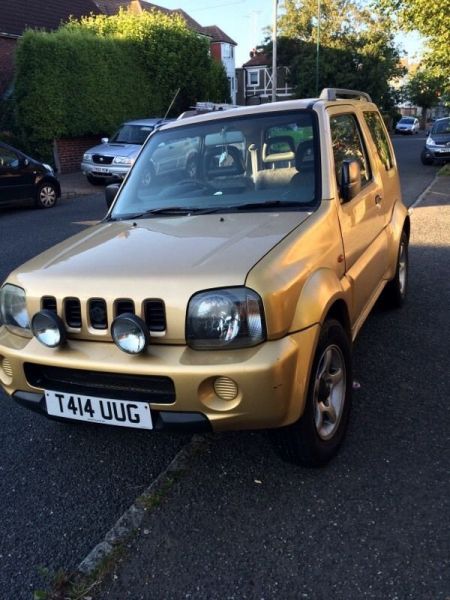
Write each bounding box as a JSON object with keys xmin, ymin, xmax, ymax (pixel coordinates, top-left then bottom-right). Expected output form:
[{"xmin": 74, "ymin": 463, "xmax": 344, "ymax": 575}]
[
  {"xmin": 340, "ymin": 159, "xmax": 361, "ymax": 203},
  {"xmin": 23, "ymin": 157, "xmax": 29, "ymax": 167},
  {"xmin": 101, "ymin": 137, "xmax": 109, "ymax": 144},
  {"xmin": 105, "ymin": 183, "xmax": 120, "ymax": 209}
]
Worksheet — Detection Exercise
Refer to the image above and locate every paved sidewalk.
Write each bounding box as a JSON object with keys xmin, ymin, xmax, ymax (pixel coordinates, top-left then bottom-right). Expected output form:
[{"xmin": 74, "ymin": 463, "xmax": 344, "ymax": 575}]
[
  {"xmin": 56, "ymin": 173, "xmax": 450, "ymax": 600},
  {"xmin": 59, "ymin": 171, "xmax": 102, "ymax": 198}
]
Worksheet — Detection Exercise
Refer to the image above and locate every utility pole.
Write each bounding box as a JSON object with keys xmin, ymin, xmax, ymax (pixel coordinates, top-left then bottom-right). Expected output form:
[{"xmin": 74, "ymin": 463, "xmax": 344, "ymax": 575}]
[
  {"xmin": 272, "ymin": 0, "xmax": 278, "ymax": 103},
  {"xmin": 316, "ymin": 0, "xmax": 321, "ymax": 96}
]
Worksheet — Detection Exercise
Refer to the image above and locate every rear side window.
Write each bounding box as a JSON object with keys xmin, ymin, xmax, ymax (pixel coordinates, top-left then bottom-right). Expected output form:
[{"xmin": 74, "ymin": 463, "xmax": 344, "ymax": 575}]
[
  {"xmin": 364, "ymin": 111, "xmax": 394, "ymax": 171},
  {"xmin": 330, "ymin": 113, "xmax": 371, "ymax": 191}
]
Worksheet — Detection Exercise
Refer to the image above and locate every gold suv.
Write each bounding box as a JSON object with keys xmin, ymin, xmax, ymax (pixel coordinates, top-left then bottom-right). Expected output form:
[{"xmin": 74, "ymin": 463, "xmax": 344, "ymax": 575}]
[{"xmin": 0, "ymin": 89, "xmax": 409, "ymax": 466}]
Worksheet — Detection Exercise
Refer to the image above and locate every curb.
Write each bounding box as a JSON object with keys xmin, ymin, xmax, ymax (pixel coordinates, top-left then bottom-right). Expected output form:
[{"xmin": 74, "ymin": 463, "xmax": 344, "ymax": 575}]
[
  {"xmin": 408, "ymin": 174, "xmax": 440, "ymax": 214},
  {"xmin": 77, "ymin": 433, "xmax": 211, "ymax": 576}
]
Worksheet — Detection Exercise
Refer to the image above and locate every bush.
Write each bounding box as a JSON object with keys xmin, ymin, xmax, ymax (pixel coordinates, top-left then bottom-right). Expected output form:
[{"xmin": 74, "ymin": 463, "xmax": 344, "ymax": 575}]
[{"xmin": 14, "ymin": 9, "xmax": 230, "ymax": 151}]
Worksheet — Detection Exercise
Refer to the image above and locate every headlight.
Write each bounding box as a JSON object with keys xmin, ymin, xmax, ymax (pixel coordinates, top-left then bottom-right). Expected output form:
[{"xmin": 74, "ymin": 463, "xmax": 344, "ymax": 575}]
[
  {"xmin": 111, "ymin": 314, "xmax": 149, "ymax": 354},
  {"xmin": 186, "ymin": 287, "xmax": 265, "ymax": 350},
  {"xmin": 0, "ymin": 284, "xmax": 31, "ymax": 335},
  {"xmin": 113, "ymin": 156, "xmax": 134, "ymax": 165},
  {"xmin": 43, "ymin": 163, "xmax": 54, "ymax": 174},
  {"xmin": 31, "ymin": 310, "xmax": 66, "ymax": 348},
  {"xmin": 83, "ymin": 153, "xmax": 92, "ymax": 162},
  {"xmin": 426, "ymin": 137, "xmax": 436, "ymax": 147}
]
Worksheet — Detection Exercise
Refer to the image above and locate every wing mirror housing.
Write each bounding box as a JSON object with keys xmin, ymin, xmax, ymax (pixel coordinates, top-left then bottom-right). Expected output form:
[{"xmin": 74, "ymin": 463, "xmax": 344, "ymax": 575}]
[
  {"xmin": 101, "ymin": 137, "xmax": 109, "ymax": 144},
  {"xmin": 105, "ymin": 183, "xmax": 120, "ymax": 209},
  {"xmin": 340, "ymin": 159, "xmax": 361, "ymax": 203}
]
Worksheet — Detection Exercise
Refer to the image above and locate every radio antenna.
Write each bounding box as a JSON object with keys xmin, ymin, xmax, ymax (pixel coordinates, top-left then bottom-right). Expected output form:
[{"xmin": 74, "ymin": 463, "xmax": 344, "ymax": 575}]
[{"xmin": 163, "ymin": 87, "xmax": 181, "ymax": 120}]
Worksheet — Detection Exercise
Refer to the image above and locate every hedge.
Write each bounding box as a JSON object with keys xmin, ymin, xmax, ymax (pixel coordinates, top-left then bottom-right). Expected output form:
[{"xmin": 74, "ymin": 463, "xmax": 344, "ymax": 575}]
[{"xmin": 14, "ymin": 9, "xmax": 230, "ymax": 159}]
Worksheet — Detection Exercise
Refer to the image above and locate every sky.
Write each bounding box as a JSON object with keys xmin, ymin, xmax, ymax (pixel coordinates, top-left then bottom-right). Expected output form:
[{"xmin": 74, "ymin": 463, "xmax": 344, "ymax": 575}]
[{"xmin": 150, "ymin": 0, "xmax": 424, "ymax": 67}]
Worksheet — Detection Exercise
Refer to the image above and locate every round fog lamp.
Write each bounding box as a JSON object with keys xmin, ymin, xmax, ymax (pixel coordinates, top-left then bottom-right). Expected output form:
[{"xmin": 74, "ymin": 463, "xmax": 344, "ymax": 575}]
[
  {"xmin": 111, "ymin": 313, "xmax": 149, "ymax": 354},
  {"xmin": 31, "ymin": 310, "xmax": 66, "ymax": 348}
]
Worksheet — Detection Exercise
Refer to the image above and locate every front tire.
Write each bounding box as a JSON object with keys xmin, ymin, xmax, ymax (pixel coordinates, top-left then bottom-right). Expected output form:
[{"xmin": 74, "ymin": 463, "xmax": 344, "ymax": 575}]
[
  {"xmin": 87, "ymin": 174, "xmax": 107, "ymax": 186},
  {"xmin": 272, "ymin": 319, "xmax": 352, "ymax": 467},
  {"xmin": 35, "ymin": 181, "xmax": 57, "ymax": 209},
  {"xmin": 421, "ymin": 150, "xmax": 434, "ymax": 166}
]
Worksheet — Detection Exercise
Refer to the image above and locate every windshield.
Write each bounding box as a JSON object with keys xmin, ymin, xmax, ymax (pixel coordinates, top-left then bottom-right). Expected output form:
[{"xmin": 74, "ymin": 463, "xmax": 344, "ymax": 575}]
[
  {"xmin": 110, "ymin": 110, "xmax": 319, "ymax": 219},
  {"xmin": 432, "ymin": 119, "xmax": 450, "ymax": 135},
  {"xmin": 399, "ymin": 118, "xmax": 415, "ymax": 125},
  {"xmin": 110, "ymin": 124, "xmax": 154, "ymax": 145}
]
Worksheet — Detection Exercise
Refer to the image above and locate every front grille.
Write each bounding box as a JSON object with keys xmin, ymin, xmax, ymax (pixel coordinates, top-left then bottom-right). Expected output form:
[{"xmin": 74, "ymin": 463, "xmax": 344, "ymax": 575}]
[
  {"xmin": 89, "ymin": 298, "xmax": 108, "ymax": 330},
  {"xmin": 25, "ymin": 363, "xmax": 175, "ymax": 404},
  {"xmin": 42, "ymin": 296, "xmax": 57, "ymax": 312},
  {"xmin": 144, "ymin": 300, "xmax": 166, "ymax": 332},
  {"xmin": 64, "ymin": 298, "xmax": 81, "ymax": 328},
  {"xmin": 115, "ymin": 299, "xmax": 135, "ymax": 316},
  {"xmin": 92, "ymin": 154, "xmax": 114, "ymax": 165},
  {"xmin": 39, "ymin": 296, "xmax": 167, "ymax": 336}
]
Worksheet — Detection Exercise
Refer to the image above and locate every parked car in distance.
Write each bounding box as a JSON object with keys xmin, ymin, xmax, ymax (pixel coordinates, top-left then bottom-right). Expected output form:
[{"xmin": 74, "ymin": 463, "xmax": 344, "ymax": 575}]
[
  {"xmin": 81, "ymin": 118, "xmax": 169, "ymax": 185},
  {"xmin": 421, "ymin": 117, "xmax": 450, "ymax": 165},
  {"xmin": 0, "ymin": 141, "xmax": 60, "ymax": 208},
  {"xmin": 395, "ymin": 116, "xmax": 420, "ymax": 135},
  {"xmin": 0, "ymin": 88, "xmax": 410, "ymax": 467}
]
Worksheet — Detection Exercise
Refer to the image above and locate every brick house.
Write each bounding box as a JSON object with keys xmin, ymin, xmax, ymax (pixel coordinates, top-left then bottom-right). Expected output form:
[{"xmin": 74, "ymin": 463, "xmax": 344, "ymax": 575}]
[
  {"xmin": 0, "ymin": 0, "xmax": 101, "ymax": 97},
  {"xmin": 0, "ymin": 0, "xmax": 237, "ymax": 171}
]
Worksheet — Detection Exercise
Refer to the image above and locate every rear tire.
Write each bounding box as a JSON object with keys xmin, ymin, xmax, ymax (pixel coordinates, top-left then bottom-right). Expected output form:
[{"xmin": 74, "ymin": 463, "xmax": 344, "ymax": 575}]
[
  {"xmin": 272, "ymin": 319, "xmax": 352, "ymax": 467},
  {"xmin": 383, "ymin": 230, "xmax": 408, "ymax": 308}
]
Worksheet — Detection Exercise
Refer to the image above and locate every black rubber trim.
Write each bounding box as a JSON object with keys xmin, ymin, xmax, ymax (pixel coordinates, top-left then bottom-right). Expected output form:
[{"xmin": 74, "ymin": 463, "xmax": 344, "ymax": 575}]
[{"xmin": 12, "ymin": 391, "xmax": 211, "ymax": 432}]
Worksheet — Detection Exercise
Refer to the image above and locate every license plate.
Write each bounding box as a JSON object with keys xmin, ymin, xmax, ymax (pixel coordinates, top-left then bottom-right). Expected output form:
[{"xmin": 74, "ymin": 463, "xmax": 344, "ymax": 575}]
[
  {"xmin": 93, "ymin": 167, "xmax": 110, "ymax": 174},
  {"xmin": 45, "ymin": 390, "xmax": 153, "ymax": 429}
]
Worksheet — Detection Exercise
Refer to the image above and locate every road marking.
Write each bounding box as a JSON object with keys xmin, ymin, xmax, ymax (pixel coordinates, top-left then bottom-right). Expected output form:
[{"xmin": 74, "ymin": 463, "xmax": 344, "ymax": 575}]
[
  {"xmin": 72, "ymin": 220, "xmax": 100, "ymax": 226},
  {"xmin": 408, "ymin": 175, "xmax": 439, "ymax": 214}
]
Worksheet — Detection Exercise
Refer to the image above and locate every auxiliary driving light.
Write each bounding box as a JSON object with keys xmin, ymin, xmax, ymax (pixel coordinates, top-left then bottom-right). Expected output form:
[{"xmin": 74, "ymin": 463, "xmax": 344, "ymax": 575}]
[
  {"xmin": 111, "ymin": 313, "xmax": 150, "ymax": 354},
  {"xmin": 31, "ymin": 310, "xmax": 66, "ymax": 348}
]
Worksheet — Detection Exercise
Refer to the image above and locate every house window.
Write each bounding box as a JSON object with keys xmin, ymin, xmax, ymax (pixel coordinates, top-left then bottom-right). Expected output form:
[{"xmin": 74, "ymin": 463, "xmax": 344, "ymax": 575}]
[
  {"xmin": 222, "ymin": 44, "xmax": 231, "ymax": 58},
  {"xmin": 248, "ymin": 70, "xmax": 259, "ymax": 87}
]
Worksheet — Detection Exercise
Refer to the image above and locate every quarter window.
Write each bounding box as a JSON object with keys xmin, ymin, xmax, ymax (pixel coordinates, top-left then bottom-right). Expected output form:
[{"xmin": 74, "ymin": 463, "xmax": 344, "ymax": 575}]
[
  {"xmin": 364, "ymin": 111, "xmax": 394, "ymax": 171},
  {"xmin": 330, "ymin": 113, "xmax": 371, "ymax": 193}
]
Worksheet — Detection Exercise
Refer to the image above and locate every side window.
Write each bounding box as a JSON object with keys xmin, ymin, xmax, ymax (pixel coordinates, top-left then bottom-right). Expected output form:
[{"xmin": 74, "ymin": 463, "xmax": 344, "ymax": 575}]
[
  {"xmin": 364, "ymin": 111, "xmax": 394, "ymax": 171},
  {"xmin": 330, "ymin": 113, "xmax": 371, "ymax": 192},
  {"xmin": 0, "ymin": 148, "xmax": 19, "ymax": 169}
]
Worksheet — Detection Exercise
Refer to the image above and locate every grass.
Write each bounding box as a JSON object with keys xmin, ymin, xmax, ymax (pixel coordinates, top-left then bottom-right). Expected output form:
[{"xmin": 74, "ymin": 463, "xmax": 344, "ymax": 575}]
[{"xmin": 438, "ymin": 164, "xmax": 450, "ymax": 176}]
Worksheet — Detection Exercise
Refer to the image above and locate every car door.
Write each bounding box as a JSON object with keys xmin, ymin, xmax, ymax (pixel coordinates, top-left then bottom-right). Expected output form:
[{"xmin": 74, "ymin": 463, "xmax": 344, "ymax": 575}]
[
  {"xmin": 328, "ymin": 109, "xmax": 389, "ymax": 323},
  {"xmin": 363, "ymin": 110, "xmax": 402, "ymax": 228},
  {"xmin": 0, "ymin": 146, "xmax": 31, "ymax": 202}
]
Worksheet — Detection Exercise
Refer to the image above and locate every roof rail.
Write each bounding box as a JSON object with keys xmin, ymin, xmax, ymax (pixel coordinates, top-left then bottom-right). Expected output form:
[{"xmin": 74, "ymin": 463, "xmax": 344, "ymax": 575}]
[{"xmin": 319, "ymin": 88, "xmax": 372, "ymax": 102}]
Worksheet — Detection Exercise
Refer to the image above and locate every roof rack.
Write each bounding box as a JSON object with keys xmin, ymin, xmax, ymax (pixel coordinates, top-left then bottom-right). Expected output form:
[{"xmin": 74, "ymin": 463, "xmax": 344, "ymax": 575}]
[{"xmin": 319, "ymin": 88, "xmax": 372, "ymax": 102}]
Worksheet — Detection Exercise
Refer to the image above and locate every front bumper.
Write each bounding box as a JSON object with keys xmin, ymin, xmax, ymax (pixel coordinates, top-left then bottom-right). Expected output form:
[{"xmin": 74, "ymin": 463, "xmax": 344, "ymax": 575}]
[
  {"xmin": 81, "ymin": 160, "xmax": 130, "ymax": 180},
  {"xmin": 0, "ymin": 325, "xmax": 319, "ymax": 432},
  {"xmin": 423, "ymin": 146, "xmax": 450, "ymax": 160}
]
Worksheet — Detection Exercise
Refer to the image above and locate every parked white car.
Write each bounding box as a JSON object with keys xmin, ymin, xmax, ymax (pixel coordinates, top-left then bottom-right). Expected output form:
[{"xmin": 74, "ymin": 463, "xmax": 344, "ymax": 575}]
[{"xmin": 395, "ymin": 117, "xmax": 420, "ymax": 135}]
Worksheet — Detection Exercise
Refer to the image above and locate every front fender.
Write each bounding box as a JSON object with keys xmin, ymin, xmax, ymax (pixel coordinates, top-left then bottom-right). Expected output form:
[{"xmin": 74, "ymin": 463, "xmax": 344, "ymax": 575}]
[{"xmin": 290, "ymin": 268, "xmax": 349, "ymax": 333}]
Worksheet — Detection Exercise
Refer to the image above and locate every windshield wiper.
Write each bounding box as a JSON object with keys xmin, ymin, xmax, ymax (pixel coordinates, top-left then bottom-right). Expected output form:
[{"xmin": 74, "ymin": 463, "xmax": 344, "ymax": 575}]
[
  {"xmin": 235, "ymin": 200, "xmax": 305, "ymax": 211},
  {"xmin": 112, "ymin": 206, "xmax": 224, "ymax": 220}
]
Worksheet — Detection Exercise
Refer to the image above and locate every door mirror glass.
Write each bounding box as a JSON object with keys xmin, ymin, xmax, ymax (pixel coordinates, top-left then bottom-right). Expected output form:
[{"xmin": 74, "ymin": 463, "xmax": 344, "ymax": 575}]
[{"xmin": 341, "ymin": 159, "xmax": 361, "ymax": 202}]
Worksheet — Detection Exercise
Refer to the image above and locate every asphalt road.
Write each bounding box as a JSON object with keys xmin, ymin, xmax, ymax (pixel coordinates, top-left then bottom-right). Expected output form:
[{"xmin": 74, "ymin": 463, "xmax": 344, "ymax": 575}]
[
  {"xmin": 391, "ymin": 133, "xmax": 440, "ymax": 206},
  {"xmin": 0, "ymin": 139, "xmax": 446, "ymax": 598}
]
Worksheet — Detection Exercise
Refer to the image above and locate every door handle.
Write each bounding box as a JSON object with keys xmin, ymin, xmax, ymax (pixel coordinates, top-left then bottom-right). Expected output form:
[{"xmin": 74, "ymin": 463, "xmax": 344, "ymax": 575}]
[{"xmin": 375, "ymin": 194, "xmax": 382, "ymax": 206}]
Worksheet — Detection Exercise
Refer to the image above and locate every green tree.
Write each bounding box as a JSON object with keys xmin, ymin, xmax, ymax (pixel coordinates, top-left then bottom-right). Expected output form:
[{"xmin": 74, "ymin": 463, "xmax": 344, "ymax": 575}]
[
  {"xmin": 375, "ymin": 0, "xmax": 450, "ymax": 81},
  {"xmin": 268, "ymin": 0, "xmax": 405, "ymax": 109},
  {"xmin": 404, "ymin": 70, "xmax": 445, "ymax": 126}
]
